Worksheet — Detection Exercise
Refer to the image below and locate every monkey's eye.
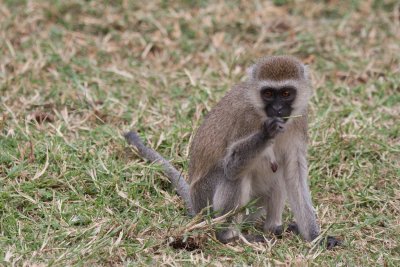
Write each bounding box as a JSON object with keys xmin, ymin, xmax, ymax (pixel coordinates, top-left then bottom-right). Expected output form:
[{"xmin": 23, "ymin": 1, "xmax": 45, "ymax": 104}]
[
  {"xmin": 263, "ymin": 90, "xmax": 273, "ymax": 98},
  {"xmin": 282, "ymin": 91, "xmax": 290, "ymax": 97}
]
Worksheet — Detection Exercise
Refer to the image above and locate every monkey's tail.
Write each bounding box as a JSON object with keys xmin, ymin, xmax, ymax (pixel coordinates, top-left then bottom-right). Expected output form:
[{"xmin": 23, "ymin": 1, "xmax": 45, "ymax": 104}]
[{"xmin": 124, "ymin": 131, "xmax": 195, "ymax": 216}]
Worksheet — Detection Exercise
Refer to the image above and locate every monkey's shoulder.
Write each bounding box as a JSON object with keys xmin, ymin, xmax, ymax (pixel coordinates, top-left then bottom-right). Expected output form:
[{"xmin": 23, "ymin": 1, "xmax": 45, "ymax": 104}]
[
  {"xmin": 188, "ymin": 84, "xmax": 262, "ymax": 181},
  {"xmin": 198, "ymin": 89, "xmax": 262, "ymax": 142}
]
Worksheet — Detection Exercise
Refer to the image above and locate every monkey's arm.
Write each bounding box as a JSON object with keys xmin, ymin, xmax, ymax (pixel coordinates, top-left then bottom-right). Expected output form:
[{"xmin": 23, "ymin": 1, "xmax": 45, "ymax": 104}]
[
  {"xmin": 223, "ymin": 118, "xmax": 284, "ymax": 180},
  {"xmin": 124, "ymin": 131, "xmax": 195, "ymax": 216}
]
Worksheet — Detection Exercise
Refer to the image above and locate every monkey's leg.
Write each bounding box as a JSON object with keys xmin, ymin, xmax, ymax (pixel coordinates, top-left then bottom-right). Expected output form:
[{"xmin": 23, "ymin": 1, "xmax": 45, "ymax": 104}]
[
  {"xmin": 189, "ymin": 170, "xmax": 219, "ymax": 214},
  {"xmin": 213, "ymin": 177, "xmax": 265, "ymax": 243},
  {"xmin": 213, "ymin": 178, "xmax": 246, "ymax": 243},
  {"xmin": 284, "ymin": 148, "xmax": 320, "ymax": 241},
  {"xmin": 263, "ymin": 182, "xmax": 286, "ymax": 237}
]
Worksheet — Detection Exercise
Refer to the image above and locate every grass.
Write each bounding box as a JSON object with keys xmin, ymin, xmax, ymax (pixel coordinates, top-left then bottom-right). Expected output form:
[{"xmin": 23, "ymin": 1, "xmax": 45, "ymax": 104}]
[{"xmin": 0, "ymin": 0, "xmax": 399, "ymax": 265}]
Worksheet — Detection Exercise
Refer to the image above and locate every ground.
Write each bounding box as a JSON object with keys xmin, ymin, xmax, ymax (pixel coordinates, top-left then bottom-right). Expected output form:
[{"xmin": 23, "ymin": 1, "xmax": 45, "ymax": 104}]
[{"xmin": 0, "ymin": 0, "xmax": 399, "ymax": 266}]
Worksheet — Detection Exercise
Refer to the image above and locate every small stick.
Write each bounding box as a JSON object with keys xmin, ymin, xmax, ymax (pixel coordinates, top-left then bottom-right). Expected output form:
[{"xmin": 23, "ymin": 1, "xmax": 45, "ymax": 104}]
[{"xmin": 282, "ymin": 114, "xmax": 303, "ymax": 119}]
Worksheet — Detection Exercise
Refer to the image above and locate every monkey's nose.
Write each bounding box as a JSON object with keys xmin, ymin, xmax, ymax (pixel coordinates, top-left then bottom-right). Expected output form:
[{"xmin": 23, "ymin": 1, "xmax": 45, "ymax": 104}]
[{"xmin": 272, "ymin": 104, "xmax": 283, "ymax": 113}]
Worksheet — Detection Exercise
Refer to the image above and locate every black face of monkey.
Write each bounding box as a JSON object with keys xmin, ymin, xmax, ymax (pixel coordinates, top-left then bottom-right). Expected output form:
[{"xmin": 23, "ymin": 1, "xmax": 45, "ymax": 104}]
[{"xmin": 260, "ymin": 87, "xmax": 297, "ymax": 119}]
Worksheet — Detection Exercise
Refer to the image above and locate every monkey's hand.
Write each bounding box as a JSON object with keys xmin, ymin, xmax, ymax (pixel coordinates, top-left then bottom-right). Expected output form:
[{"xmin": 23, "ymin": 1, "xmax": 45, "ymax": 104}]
[{"xmin": 263, "ymin": 118, "xmax": 285, "ymax": 139}]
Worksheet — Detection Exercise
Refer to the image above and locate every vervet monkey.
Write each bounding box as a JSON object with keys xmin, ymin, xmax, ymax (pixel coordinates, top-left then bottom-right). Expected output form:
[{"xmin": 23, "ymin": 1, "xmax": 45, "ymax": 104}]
[{"xmin": 125, "ymin": 55, "xmax": 340, "ymax": 248}]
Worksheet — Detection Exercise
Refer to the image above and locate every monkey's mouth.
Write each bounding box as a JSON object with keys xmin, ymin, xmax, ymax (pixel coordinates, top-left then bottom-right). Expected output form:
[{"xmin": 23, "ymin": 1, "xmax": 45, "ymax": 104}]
[
  {"xmin": 267, "ymin": 113, "xmax": 290, "ymax": 122},
  {"xmin": 265, "ymin": 109, "xmax": 292, "ymax": 120}
]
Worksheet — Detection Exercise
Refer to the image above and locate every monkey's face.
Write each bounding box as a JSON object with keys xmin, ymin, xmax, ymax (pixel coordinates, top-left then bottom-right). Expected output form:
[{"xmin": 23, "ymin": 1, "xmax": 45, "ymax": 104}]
[
  {"xmin": 246, "ymin": 56, "xmax": 313, "ymax": 117},
  {"xmin": 260, "ymin": 86, "xmax": 297, "ymax": 119}
]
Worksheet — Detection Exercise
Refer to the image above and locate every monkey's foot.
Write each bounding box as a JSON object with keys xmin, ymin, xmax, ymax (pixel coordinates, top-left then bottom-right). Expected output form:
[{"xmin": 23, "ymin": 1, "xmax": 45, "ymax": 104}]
[
  {"xmin": 272, "ymin": 225, "xmax": 283, "ymax": 238},
  {"xmin": 286, "ymin": 222, "xmax": 342, "ymax": 249},
  {"xmin": 216, "ymin": 229, "xmax": 239, "ymax": 244},
  {"xmin": 263, "ymin": 224, "xmax": 284, "ymax": 238},
  {"xmin": 242, "ymin": 234, "xmax": 268, "ymax": 243},
  {"xmin": 286, "ymin": 222, "xmax": 300, "ymax": 235},
  {"xmin": 271, "ymin": 225, "xmax": 284, "ymax": 237}
]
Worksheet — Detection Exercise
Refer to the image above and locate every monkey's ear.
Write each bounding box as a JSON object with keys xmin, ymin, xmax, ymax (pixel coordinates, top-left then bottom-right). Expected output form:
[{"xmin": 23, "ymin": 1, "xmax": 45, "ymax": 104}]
[{"xmin": 246, "ymin": 64, "xmax": 256, "ymax": 80}]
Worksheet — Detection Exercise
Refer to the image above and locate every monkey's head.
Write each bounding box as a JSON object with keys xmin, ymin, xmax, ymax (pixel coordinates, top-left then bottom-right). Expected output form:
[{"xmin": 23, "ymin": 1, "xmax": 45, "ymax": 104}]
[{"xmin": 246, "ymin": 56, "xmax": 312, "ymax": 120}]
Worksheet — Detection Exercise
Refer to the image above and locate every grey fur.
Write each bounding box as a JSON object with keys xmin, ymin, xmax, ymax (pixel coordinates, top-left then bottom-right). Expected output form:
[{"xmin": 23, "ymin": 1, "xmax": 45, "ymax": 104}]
[{"xmin": 124, "ymin": 131, "xmax": 195, "ymax": 216}]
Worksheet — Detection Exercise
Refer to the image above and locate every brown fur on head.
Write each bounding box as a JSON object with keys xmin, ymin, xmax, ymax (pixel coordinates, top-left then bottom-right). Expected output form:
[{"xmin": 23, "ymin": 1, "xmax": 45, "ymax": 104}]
[
  {"xmin": 246, "ymin": 55, "xmax": 313, "ymax": 117},
  {"xmin": 249, "ymin": 56, "xmax": 305, "ymax": 81}
]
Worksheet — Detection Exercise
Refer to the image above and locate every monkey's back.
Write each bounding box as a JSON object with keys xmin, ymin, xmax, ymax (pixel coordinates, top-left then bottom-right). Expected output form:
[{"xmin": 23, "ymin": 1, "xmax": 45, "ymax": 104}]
[{"xmin": 188, "ymin": 83, "xmax": 263, "ymax": 185}]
